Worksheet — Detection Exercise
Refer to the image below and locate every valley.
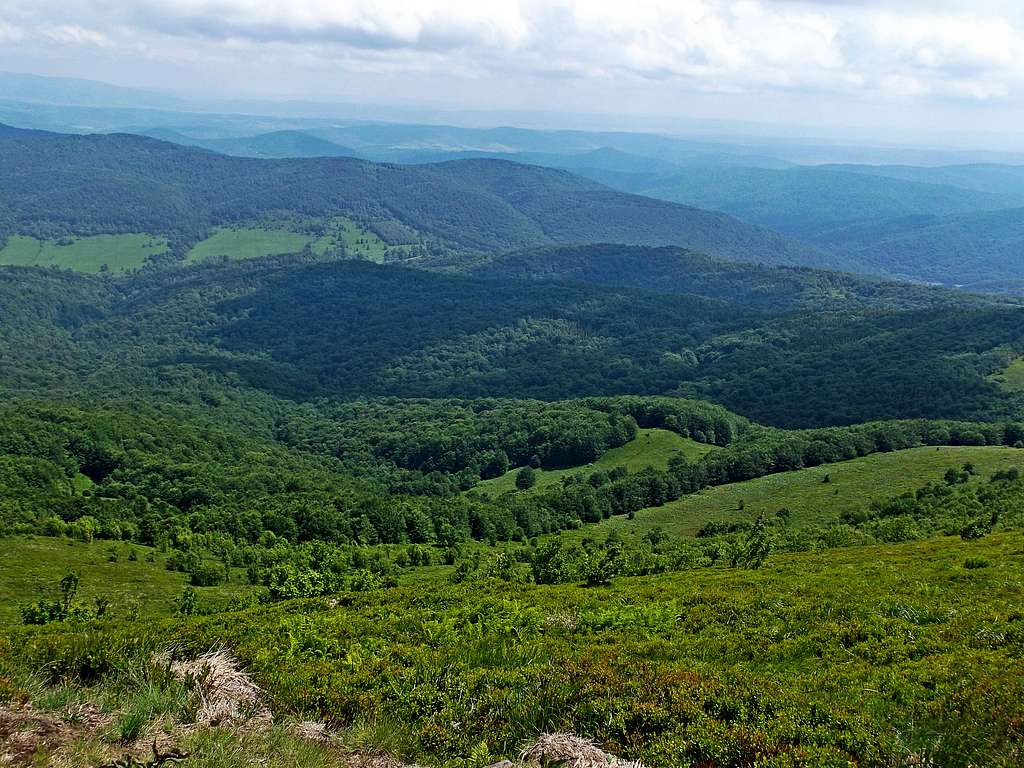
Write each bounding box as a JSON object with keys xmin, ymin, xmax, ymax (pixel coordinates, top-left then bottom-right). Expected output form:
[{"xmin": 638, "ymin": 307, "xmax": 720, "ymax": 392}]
[{"xmin": 1, "ymin": 108, "xmax": 1023, "ymax": 767}]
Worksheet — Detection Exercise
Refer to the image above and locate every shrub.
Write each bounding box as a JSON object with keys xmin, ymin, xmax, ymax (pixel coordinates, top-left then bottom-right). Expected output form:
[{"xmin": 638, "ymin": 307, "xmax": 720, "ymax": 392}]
[
  {"xmin": 516, "ymin": 466, "xmax": 537, "ymax": 490},
  {"xmin": 189, "ymin": 561, "xmax": 227, "ymax": 587}
]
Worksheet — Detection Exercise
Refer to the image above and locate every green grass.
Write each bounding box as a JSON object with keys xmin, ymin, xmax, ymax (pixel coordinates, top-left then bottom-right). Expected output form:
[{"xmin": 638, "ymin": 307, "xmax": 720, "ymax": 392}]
[
  {"xmin": 475, "ymin": 428, "xmax": 716, "ymax": 495},
  {"xmin": 0, "ymin": 234, "xmax": 168, "ymax": 273},
  {"xmin": 185, "ymin": 228, "xmax": 314, "ymax": 263},
  {"xmin": 0, "ymin": 537, "xmax": 248, "ymax": 624},
  {"xmin": 992, "ymin": 356, "xmax": 1024, "ymax": 393},
  {"xmin": 559, "ymin": 445, "xmax": 1024, "ymax": 540},
  {"xmin": 6, "ymin": 532, "xmax": 1021, "ymax": 767},
  {"xmin": 325, "ymin": 218, "xmax": 393, "ymax": 263},
  {"xmin": 185, "ymin": 219, "xmax": 400, "ymax": 264}
]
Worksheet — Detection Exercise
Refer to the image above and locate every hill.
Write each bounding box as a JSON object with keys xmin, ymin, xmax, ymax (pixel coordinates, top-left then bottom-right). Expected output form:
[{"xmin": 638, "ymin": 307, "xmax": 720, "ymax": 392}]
[
  {"xmin": 559, "ymin": 444, "xmax": 1024, "ymax": 540},
  {"xmin": 470, "ymin": 243, "xmax": 985, "ymax": 312},
  {"xmin": 823, "ymin": 162, "xmax": 1024, "ymax": 198},
  {"xmin": 812, "ymin": 206, "xmax": 1024, "ymax": 289},
  {"xmin": 577, "ymin": 165, "xmax": 1021, "ymax": 237},
  {"xmin": 169, "ymin": 129, "xmax": 360, "ymax": 159},
  {"xmin": 4, "ymin": 532, "xmax": 1022, "ymax": 766},
  {"xmin": 475, "ymin": 427, "xmax": 718, "ymax": 495},
  {"xmin": 3, "ymin": 256, "xmax": 1022, "ymax": 428},
  {"xmin": 0, "ymin": 125, "xmax": 823, "ymax": 266},
  {"xmin": 565, "ymin": 163, "xmax": 1024, "ymax": 290},
  {"xmin": 0, "ymin": 70, "xmax": 191, "ymax": 110}
]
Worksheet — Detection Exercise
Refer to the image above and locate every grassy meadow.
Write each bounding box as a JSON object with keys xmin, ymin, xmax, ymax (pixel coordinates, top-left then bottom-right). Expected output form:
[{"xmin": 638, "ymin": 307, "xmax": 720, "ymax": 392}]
[
  {"xmin": 993, "ymin": 356, "xmax": 1024, "ymax": 393},
  {"xmin": 184, "ymin": 227, "xmax": 314, "ymax": 263},
  {"xmin": 0, "ymin": 537, "xmax": 249, "ymax": 624},
  {"xmin": 559, "ymin": 444, "xmax": 1024, "ymax": 539},
  {"xmin": 328, "ymin": 217, "xmax": 393, "ymax": 262},
  {"xmin": 184, "ymin": 219, "xmax": 401, "ymax": 264},
  {"xmin": 476, "ymin": 428, "xmax": 716, "ymax": 495},
  {"xmin": 3, "ymin": 531, "xmax": 1022, "ymax": 767},
  {"xmin": 0, "ymin": 234, "xmax": 168, "ymax": 273}
]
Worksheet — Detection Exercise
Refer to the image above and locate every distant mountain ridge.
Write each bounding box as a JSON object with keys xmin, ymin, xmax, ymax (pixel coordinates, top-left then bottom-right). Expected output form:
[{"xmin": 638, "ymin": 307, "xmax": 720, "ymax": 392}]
[
  {"xmin": 138, "ymin": 128, "xmax": 360, "ymax": 159},
  {"xmin": 815, "ymin": 206, "xmax": 1024, "ymax": 289},
  {"xmin": 821, "ymin": 163, "xmax": 1024, "ymax": 198},
  {"xmin": 0, "ymin": 124, "xmax": 827, "ymax": 267},
  {"xmin": 470, "ymin": 243, "xmax": 993, "ymax": 312},
  {"xmin": 570, "ymin": 165, "xmax": 1022, "ymax": 235}
]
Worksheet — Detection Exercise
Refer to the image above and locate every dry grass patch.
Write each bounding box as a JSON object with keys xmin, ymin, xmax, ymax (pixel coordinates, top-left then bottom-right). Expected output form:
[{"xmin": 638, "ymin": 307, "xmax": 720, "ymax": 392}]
[
  {"xmin": 521, "ymin": 733, "xmax": 644, "ymax": 768},
  {"xmin": 167, "ymin": 649, "xmax": 271, "ymax": 732}
]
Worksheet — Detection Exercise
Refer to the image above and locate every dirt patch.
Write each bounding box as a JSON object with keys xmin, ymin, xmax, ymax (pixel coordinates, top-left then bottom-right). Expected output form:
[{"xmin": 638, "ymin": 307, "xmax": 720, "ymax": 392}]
[{"xmin": 0, "ymin": 702, "xmax": 110, "ymax": 766}]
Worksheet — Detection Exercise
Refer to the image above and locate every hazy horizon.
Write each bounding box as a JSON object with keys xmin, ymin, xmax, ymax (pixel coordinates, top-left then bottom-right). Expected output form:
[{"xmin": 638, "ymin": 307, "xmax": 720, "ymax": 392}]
[{"xmin": 2, "ymin": 1, "xmax": 1023, "ymax": 152}]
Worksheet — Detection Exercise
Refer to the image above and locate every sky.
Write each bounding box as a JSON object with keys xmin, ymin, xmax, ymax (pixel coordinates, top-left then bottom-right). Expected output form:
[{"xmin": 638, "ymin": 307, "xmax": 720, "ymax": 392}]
[{"xmin": 1, "ymin": 1, "xmax": 1023, "ymax": 144}]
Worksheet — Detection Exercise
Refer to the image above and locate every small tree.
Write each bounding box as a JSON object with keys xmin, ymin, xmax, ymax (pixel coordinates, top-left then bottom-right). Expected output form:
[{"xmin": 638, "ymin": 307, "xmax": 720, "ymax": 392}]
[
  {"xmin": 731, "ymin": 516, "xmax": 775, "ymax": 569},
  {"xmin": 945, "ymin": 467, "xmax": 966, "ymax": 485},
  {"xmin": 21, "ymin": 573, "xmax": 95, "ymax": 625},
  {"xmin": 175, "ymin": 587, "xmax": 199, "ymax": 617},
  {"xmin": 515, "ymin": 466, "xmax": 537, "ymax": 490},
  {"xmin": 59, "ymin": 572, "xmax": 80, "ymax": 614},
  {"xmin": 581, "ymin": 549, "xmax": 613, "ymax": 587}
]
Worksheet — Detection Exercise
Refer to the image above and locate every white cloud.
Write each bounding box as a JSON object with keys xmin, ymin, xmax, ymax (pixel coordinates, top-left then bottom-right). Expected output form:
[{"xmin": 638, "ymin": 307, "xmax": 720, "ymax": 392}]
[
  {"xmin": 2, "ymin": 0, "xmax": 1024, "ymax": 112},
  {"xmin": 42, "ymin": 24, "xmax": 111, "ymax": 47},
  {"xmin": 0, "ymin": 18, "xmax": 25, "ymax": 42},
  {"xmin": 112, "ymin": 0, "xmax": 532, "ymax": 49}
]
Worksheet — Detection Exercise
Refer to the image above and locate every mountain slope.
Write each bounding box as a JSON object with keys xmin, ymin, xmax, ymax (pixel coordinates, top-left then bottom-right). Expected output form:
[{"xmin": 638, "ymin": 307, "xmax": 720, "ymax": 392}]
[
  {"xmin": 576, "ymin": 165, "xmax": 1020, "ymax": 236},
  {"xmin": 0, "ymin": 126, "xmax": 825, "ymax": 266},
  {"xmin": 813, "ymin": 207, "xmax": 1024, "ymax": 288},
  {"xmin": 471, "ymin": 243, "xmax": 988, "ymax": 311},
  {"xmin": 3, "ymin": 255, "xmax": 1022, "ymax": 427},
  {"xmin": 166, "ymin": 129, "xmax": 361, "ymax": 159},
  {"xmin": 822, "ymin": 163, "xmax": 1024, "ymax": 198},
  {"xmin": 559, "ymin": 163, "xmax": 1024, "ymax": 290}
]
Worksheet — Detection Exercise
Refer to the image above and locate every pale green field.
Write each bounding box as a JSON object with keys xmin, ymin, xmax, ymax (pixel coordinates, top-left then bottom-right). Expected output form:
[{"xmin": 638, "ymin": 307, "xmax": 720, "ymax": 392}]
[
  {"xmin": 0, "ymin": 536, "xmax": 249, "ymax": 623},
  {"xmin": 993, "ymin": 357, "xmax": 1024, "ymax": 393},
  {"xmin": 559, "ymin": 445, "xmax": 1024, "ymax": 540},
  {"xmin": 0, "ymin": 234, "xmax": 168, "ymax": 273},
  {"xmin": 186, "ymin": 219, "xmax": 398, "ymax": 264},
  {"xmin": 185, "ymin": 227, "xmax": 314, "ymax": 263},
  {"xmin": 476, "ymin": 428, "xmax": 717, "ymax": 496},
  {"xmin": 329, "ymin": 218, "xmax": 392, "ymax": 262}
]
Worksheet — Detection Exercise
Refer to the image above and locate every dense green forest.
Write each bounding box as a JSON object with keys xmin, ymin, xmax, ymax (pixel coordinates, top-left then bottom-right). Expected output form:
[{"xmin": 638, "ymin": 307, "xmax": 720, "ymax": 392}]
[
  {"xmin": 810, "ymin": 206, "xmax": 1024, "ymax": 290},
  {"xmin": 574, "ymin": 164, "xmax": 1024, "ymax": 291},
  {"xmin": 3, "ymin": 248, "xmax": 1023, "ymax": 428},
  {"xmin": 471, "ymin": 243, "xmax": 989, "ymax": 311}
]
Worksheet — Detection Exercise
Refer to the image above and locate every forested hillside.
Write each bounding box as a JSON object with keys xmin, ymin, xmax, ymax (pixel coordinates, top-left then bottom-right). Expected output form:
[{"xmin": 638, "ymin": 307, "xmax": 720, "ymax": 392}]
[
  {"xmin": 0, "ymin": 125, "xmax": 821, "ymax": 266},
  {"xmin": 3, "ymin": 250, "xmax": 1023, "ymax": 428},
  {"xmin": 813, "ymin": 206, "xmax": 1024, "ymax": 289},
  {"xmin": 578, "ymin": 165, "xmax": 1019, "ymax": 236},
  {"xmin": 823, "ymin": 162, "xmax": 1024, "ymax": 197},
  {"xmin": 471, "ymin": 243, "xmax": 987, "ymax": 311},
  {"xmin": 569, "ymin": 163, "xmax": 1024, "ymax": 291}
]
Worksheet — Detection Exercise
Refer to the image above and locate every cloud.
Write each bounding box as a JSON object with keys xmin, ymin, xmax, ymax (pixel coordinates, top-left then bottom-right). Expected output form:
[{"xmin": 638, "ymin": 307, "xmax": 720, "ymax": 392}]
[
  {"xmin": 42, "ymin": 23, "xmax": 111, "ymax": 47},
  {"xmin": 0, "ymin": 16, "xmax": 25, "ymax": 42},
  {"xmin": 105, "ymin": 0, "xmax": 532, "ymax": 50},
  {"xmin": 2, "ymin": 0, "xmax": 1024, "ymax": 108}
]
